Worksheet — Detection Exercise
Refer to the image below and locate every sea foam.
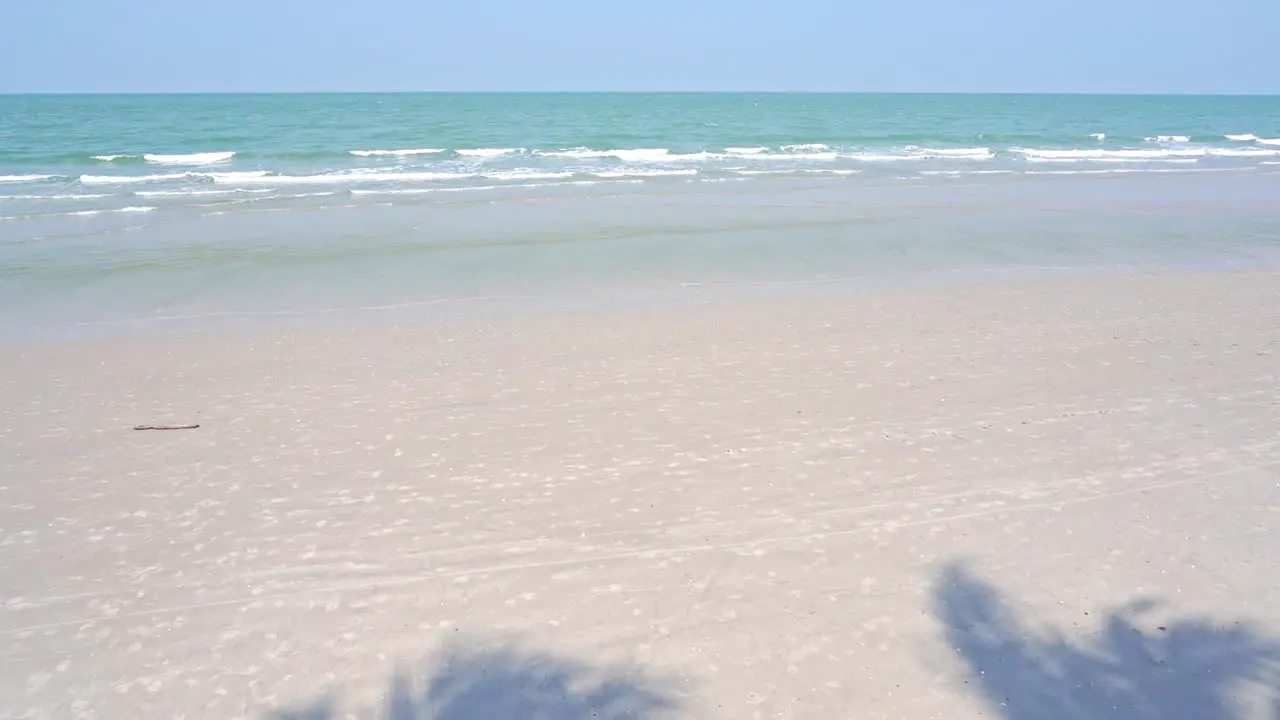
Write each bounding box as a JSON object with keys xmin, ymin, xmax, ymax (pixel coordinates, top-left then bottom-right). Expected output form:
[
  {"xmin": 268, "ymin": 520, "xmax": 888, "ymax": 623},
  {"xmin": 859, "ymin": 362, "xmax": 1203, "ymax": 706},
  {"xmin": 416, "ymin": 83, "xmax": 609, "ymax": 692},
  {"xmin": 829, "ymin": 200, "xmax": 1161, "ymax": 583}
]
[
  {"xmin": 143, "ymin": 151, "xmax": 237, "ymax": 165},
  {"xmin": 80, "ymin": 173, "xmax": 191, "ymax": 184},
  {"xmin": 1205, "ymin": 148, "xmax": 1280, "ymax": 157},
  {"xmin": 590, "ymin": 169, "xmax": 698, "ymax": 178},
  {"xmin": 0, "ymin": 174, "xmax": 58, "ymax": 183},
  {"xmin": 1225, "ymin": 134, "xmax": 1259, "ymax": 141},
  {"xmin": 1015, "ymin": 148, "xmax": 1205, "ymax": 161},
  {"xmin": 1145, "ymin": 135, "xmax": 1190, "ymax": 143},
  {"xmin": 210, "ymin": 170, "xmax": 473, "ymax": 184},
  {"xmin": 349, "ymin": 148, "xmax": 446, "ymax": 157},
  {"xmin": 456, "ymin": 148, "xmax": 522, "ymax": 157}
]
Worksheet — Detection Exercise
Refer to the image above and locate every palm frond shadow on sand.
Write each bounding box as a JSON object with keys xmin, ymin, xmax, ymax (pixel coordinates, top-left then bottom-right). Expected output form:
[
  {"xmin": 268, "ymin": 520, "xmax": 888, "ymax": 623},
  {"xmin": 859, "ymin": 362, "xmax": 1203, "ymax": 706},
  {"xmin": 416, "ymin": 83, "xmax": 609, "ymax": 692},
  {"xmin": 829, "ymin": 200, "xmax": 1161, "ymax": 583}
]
[
  {"xmin": 270, "ymin": 639, "xmax": 679, "ymax": 720},
  {"xmin": 934, "ymin": 561, "xmax": 1280, "ymax": 719}
]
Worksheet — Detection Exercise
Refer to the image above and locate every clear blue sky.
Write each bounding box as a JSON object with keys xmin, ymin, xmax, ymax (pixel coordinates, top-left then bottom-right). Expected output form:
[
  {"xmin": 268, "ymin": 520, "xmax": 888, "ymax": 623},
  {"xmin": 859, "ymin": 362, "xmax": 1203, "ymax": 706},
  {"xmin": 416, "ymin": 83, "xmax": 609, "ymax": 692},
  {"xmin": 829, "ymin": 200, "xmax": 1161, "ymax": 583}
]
[{"xmin": 2, "ymin": 0, "xmax": 1277, "ymax": 94}]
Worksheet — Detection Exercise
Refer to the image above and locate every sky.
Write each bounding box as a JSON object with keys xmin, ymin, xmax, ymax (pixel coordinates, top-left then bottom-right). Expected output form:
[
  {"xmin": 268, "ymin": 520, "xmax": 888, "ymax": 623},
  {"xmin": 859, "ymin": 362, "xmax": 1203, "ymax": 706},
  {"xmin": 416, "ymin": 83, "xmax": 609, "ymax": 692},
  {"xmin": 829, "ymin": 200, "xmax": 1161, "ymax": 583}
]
[{"xmin": 1, "ymin": 0, "xmax": 1277, "ymax": 94}]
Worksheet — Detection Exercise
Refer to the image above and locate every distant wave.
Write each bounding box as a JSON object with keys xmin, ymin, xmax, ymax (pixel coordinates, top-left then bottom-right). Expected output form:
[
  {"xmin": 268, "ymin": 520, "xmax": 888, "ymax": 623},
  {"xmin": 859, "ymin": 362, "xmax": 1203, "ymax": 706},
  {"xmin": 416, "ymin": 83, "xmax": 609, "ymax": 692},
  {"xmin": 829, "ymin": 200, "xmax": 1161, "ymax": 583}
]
[
  {"xmin": 81, "ymin": 172, "xmax": 193, "ymax": 184},
  {"xmin": 143, "ymin": 151, "xmax": 236, "ymax": 165},
  {"xmin": 1207, "ymin": 147, "xmax": 1280, "ymax": 157},
  {"xmin": 749, "ymin": 152, "xmax": 839, "ymax": 161},
  {"xmin": 1089, "ymin": 133, "xmax": 1106, "ymax": 140},
  {"xmin": 590, "ymin": 169, "xmax": 698, "ymax": 178},
  {"xmin": 455, "ymin": 148, "xmax": 523, "ymax": 157},
  {"xmin": 724, "ymin": 147, "xmax": 769, "ymax": 154},
  {"xmin": 0, "ymin": 174, "xmax": 59, "ymax": 183},
  {"xmin": 349, "ymin": 148, "xmax": 445, "ymax": 157},
  {"xmin": 846, "ymin": 148, "xmax": 994, "ymax": 162},
  {"xmin": 79, "ymin": 170, "xmax": 269, "ymax": 185},
  {"xmin": 780, "ymin": 143, "xmax": 828, "ymax": 152},
  {"xmin": 209, "ymin": 171, "xmax": 471, "ymax": 185},
  {"xmin": 135, "ymin": 189, "xmax": 252, "ymax": 197},
  {"xmin": 481, "ymin": 171, "xmax": 575, "ymax": 181},
  {"xmin": 1224, "ymin": 134, "xmax": 1259, "ymax": 141},
  {"xmin": 1144, "ymin": 135, "xmax": 1190, "ymax": 143},
  {"xmin": 535, "ymin": 148, "xmax": 679, "ymax": 161},
  {"xmin": 1259, "ymin": 138, "xmax": 1280, "ymax": 146},
  {"xmin": 92, "ymin": 154, "xmax": 139, "ymax": 162},
  {"xmin": 909, "ymin": 147, "xmax": 994, "ymax": 158},
  {"xmin": 1015, "ymin": 148, "xmax": 1204, "ymax": 161},
  {"xmin": 202, "ymin": 171, "xmax": 272, "ymax": 182}
]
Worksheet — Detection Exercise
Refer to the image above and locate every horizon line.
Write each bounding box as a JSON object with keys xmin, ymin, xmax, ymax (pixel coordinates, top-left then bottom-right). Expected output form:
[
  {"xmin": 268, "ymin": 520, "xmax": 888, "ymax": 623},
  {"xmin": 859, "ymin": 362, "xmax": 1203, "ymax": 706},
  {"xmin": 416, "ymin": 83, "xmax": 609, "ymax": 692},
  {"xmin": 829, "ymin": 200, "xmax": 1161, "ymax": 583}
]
[{"xmin": 2, "ymin": 90, "xmax": 1279, "ymax": 98}]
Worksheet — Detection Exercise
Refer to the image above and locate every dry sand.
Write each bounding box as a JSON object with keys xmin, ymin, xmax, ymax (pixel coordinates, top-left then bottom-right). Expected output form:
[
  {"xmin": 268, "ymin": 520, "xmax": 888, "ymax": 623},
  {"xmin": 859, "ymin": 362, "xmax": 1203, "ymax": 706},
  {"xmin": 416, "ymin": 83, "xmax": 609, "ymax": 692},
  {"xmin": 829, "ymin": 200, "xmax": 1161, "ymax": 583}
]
[{"xmin": 2, "ymin": 270, "xmax": 1279, "ymax": 719}]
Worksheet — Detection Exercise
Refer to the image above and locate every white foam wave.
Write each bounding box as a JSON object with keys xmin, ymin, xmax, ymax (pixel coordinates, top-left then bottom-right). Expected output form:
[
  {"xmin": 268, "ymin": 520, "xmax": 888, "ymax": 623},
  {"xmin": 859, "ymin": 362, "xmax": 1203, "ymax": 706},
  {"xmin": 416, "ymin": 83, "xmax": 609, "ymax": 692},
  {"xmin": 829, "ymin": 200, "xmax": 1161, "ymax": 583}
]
[
  {"xmin": 92, "ymin": 154, "xmax": 137, "ymax": 162},
  {"xmin": 738, "ymin": 152, "xmax": 839, "ymax": 161},
  {"xmin": 1205, "ymin": 148, "xmax": 1280, "ymax": 157},
  {"xmin": 1225, "ymin": 134, "xmax": 1259, "ymax": 141},
  {"xmin": 143, "ymin": 151, "xmax": 237, "ymax": 165},
  {"xmin": 209, "ymin": 171, "xmax": 472, "ymax": 185},
  {"xmin": 481, "ymin": 171, "xmax": 575, "ymax": 181},
  {"xmin": 1089, "ymin": 133, "xmax": 1106, "ymax": 140},
  {"xmin": 456, "ymin": 148, "xmax": 522, "ymax": 157},
  {"xmin": 349, "ymin": 148, "xmax": 446, "ymax": 157},
  {"xmin": 135, "ymin": 189, "xmax": 236, "ymax": 197},
  {"xmin": 725, "ymin": 147, "xmax": 769, "ymax": 154},
  {"xmin": 118, "ymin": 206, "xmax": 156, "ymax": 213},
  {"xmin": 0, "ymin": 174, "xmax": 58, "ymax": 183},
  {"xmin": 1145, "ymin": 135, "xmax": 1190, "ymax": 143},
  {"xmin": 80, "ymin": 173, "xmax": 191, "ymax": 184},
  {"xmin": 912, "ymin": 147, "xmax": 995, "ymax": 159},
  {"xmin": 590, "ymin": 169, "xmax": 698, "ymax": 178},
  {"xmin": 612, "ymin": 148, "xmax": 679, "ymax": 162},
  {"xmin": 1258, "ymin": 138, "xmax": 1280, "ymax": 146},
  {"xmin": 536, "ymin": 148, "xmax": 672, "ymax": 161},
  {"xmin": 780, "ymin": 143, "xmax": 828, "ymax": 152},
  {"xmin": 1015, "ymin": 148, "xmax": 1205, "ymax": 161},
  {"xmin": 200, "ymin": 171, "xmax": 272, "ymax": 182}
]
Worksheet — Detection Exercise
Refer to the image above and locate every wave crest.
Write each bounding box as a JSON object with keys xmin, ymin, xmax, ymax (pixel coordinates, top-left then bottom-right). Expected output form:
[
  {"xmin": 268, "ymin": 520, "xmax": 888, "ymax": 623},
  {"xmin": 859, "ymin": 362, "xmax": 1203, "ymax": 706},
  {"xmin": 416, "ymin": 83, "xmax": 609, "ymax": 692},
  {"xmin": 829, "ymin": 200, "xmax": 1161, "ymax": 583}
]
[
  {"xmin": 143, "ymin": 151, "xmax": 237, "ymax": 165},
  {"xmin": 349, "ymin": 148, "xmax": 445, "ymax": 157}
]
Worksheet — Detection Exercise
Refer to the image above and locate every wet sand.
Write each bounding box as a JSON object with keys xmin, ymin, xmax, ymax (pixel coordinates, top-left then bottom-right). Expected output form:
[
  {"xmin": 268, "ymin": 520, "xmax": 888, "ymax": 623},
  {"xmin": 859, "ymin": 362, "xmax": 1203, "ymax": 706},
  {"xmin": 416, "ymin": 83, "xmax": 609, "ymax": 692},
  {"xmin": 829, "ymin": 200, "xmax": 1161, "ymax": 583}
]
[{"xmin": 3, "ymin": 269, "xmax": 1278, "ymax": 719}]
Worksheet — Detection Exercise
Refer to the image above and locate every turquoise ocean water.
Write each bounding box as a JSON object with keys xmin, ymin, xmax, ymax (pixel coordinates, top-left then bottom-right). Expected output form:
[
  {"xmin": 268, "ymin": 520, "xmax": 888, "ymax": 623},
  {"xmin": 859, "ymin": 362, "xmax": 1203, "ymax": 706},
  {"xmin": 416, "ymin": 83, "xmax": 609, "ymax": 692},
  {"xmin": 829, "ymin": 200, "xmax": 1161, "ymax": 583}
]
[{"xmin": 2, "ymin": 93, "xmax": 1279, "ymax": 336}]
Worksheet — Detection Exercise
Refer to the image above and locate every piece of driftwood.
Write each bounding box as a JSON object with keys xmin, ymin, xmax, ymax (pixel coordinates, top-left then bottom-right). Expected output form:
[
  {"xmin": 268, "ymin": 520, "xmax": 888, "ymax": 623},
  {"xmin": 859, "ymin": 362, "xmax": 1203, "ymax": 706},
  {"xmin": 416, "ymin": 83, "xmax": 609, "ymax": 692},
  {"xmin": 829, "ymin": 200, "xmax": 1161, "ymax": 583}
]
[{"xmin": 133, "ymin": 424, "xmax": 200, "ymax": 431}]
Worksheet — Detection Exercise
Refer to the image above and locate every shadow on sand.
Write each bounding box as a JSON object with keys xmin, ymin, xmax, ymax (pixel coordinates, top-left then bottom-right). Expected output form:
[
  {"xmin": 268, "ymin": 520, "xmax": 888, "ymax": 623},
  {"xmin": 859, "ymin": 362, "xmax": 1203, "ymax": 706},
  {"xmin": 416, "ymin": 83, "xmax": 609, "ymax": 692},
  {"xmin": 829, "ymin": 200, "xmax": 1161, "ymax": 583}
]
[
  {"xmin": 270, "ymin": 638, "xmax": 679, "ymax": 720},
  {"xmin": 934, "ymin": 560, "xmax": 1280, "ymax": 719}
]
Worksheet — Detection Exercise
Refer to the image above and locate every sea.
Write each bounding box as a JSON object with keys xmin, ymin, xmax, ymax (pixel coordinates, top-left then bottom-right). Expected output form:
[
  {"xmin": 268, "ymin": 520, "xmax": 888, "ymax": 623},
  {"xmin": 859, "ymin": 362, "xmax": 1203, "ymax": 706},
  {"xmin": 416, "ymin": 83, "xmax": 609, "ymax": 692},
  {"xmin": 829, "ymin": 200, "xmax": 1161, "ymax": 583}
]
[{"xmin": 2, "ymin": 93, "xmax": 1279, "ymax": 339}]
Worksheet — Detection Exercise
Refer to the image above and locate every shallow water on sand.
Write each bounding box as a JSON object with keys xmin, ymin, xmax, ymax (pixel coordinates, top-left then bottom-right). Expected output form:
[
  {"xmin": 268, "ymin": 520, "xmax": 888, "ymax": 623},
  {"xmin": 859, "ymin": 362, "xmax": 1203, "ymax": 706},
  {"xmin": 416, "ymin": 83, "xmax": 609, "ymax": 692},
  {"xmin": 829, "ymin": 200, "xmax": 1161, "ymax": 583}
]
[{"xmin": 2, "ymin": 163, "xmax": 1279, "ymax": 341}]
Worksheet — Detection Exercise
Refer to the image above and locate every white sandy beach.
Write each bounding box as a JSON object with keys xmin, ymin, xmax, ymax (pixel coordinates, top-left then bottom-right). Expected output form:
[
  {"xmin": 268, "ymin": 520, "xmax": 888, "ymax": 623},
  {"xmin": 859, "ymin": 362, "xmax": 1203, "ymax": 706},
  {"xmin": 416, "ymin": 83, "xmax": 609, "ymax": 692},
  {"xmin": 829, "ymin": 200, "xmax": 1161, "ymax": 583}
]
[{"xmin": 2, "ymin": 270, "xmax": 1279, "ymax": 719}]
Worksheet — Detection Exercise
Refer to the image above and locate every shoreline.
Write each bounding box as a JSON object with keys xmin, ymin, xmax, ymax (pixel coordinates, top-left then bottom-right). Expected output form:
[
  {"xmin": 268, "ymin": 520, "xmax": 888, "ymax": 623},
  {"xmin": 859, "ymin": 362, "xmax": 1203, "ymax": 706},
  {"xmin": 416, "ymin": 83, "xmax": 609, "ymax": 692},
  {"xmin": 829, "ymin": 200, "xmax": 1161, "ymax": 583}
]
[{"xmin": 5, "ymin": 168, "xmax": 1280, "ymax": 344}]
